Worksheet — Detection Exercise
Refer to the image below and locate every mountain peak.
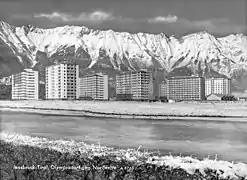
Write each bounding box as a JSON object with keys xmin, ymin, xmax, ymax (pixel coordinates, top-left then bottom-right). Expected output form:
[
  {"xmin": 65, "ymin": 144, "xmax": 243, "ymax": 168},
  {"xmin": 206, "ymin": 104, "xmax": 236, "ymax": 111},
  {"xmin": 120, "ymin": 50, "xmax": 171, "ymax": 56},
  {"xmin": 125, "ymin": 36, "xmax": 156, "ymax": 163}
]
[
  {"xmin": 0, "ymin": 21, "xmax": 15, "ymax": 32},
  {"xmin": 24, "ymin": 24, "xmax": 37, "ymax": 29},
  {"xmin": 184, "ymin": 30, "xmax": 214, "ymax": 39},
  {"xmin": 0, "ymin": 21, "xmax": 247, "ymax": 91}
]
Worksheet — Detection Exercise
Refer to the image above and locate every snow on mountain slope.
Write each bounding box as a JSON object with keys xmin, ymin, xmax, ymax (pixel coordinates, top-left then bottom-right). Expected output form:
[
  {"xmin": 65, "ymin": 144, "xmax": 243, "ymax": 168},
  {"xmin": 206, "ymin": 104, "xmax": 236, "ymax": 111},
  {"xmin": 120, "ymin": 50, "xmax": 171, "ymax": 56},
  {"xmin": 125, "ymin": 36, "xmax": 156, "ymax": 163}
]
[
  {"xmin": 15, "ymin": 24, "xmax": 247, "ymax": 74},
  {"xmin": 0, "ymin": 22, "xmax": 34, "ymax": 75},
  {"xmin": 0, "ymin": 22, "xmax": 35, "ymax": 61},
  {"xmin": 219, "ymin": 34, "xmax": 247, "ymax": 65},
  {"xmin": 0, "ymin": 21, "xmax": 247, "ymax": 83}
]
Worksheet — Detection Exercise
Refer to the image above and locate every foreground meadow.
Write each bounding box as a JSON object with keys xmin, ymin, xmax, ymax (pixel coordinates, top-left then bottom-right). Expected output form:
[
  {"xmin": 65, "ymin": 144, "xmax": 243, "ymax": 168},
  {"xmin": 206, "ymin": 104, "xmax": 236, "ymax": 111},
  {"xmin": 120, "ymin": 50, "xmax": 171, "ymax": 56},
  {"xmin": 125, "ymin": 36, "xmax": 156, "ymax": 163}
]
[{"xmin": 1, "ymin": 132, "xmax": 247, "ymax": 180}]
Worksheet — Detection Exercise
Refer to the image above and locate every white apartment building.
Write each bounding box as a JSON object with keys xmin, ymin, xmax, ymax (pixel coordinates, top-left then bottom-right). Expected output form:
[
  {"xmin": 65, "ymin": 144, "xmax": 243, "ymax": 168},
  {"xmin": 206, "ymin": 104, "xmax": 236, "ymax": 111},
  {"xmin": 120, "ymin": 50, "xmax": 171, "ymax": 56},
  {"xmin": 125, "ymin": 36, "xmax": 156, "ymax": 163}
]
[
  {"xmin": 45, "ymin": 63, "xmax": 79, "ymax": 100},
  {"xmin": 116, "ymin": 70, "xmax": 154, "ymax": 100},
  {"xmin": 167, "ymin": 76, "xmax": 205, "ymax": 101},
  {"xmin": 205, "ymin": 77, "xmax": 231, "ymax": 96},
  {"xmin": 79, "ymin": 73, "xmax": 108, "ymax": 100},
  {"xmin": 11, "ymin": 69, "xmax": 39, "ymax": 100}
]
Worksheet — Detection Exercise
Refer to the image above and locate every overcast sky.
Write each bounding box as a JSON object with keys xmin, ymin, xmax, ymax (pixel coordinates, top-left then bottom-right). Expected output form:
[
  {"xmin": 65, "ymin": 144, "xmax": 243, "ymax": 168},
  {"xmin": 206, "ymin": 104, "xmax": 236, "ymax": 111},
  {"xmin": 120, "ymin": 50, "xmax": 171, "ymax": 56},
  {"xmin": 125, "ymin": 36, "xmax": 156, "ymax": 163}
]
[{"xmin": 0, "ymin": 0, "xmax": 246, "ymax": 37}]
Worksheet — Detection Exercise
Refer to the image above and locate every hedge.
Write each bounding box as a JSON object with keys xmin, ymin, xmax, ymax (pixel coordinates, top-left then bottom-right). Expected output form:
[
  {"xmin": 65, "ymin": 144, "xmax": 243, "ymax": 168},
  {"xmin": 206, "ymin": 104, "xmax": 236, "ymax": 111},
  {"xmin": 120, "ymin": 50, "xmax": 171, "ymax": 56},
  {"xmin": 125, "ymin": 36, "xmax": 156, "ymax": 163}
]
[{"xmin": 1, "ymin": 132, "xmax": 247, "ymax": 180}]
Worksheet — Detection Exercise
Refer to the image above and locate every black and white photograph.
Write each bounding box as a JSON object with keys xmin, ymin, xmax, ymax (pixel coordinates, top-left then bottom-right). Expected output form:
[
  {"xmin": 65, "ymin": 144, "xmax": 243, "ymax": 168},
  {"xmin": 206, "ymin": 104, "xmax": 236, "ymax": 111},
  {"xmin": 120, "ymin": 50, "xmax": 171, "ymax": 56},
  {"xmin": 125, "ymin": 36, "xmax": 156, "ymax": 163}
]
[{"xmin": 0, "ymin": 0, "xmax": 247, "ymax": 179}]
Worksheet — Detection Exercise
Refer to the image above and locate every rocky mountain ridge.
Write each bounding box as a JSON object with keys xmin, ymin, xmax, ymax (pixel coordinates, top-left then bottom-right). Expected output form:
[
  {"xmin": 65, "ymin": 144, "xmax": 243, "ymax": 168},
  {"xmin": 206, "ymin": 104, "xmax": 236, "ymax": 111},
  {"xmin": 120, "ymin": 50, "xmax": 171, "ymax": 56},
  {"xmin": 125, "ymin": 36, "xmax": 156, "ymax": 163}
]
[{"xmin": 0, "ymin": 21, "xmax": 246, "ymax": 91}]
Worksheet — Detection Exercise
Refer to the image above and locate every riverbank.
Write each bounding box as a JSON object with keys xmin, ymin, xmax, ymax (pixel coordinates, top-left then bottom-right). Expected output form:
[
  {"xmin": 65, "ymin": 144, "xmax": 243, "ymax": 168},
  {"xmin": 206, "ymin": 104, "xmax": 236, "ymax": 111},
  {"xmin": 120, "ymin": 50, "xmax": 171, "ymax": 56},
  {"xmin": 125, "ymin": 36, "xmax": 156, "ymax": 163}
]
[
  {"xmin": 1, "ymin": 132, "xmax": 247, "ymax": 180},
  {"xmin": 2, "ymin": 107, "xmax": 247, "ymax": 122},
  {"xmin": 0, "ymin": 100, "xmax": 247, "ymax": 121}
]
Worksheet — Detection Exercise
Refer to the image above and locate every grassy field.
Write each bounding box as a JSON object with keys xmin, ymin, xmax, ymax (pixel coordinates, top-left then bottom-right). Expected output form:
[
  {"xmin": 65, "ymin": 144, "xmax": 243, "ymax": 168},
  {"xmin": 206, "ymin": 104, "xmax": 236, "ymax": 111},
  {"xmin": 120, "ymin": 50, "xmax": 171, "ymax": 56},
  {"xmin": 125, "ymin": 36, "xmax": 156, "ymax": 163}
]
[
  {"xmin": 1, "ymin": 132, "xmax": 247, "ymax": 180},
  {"xmin": 0, "ymin": 100, "xmax": 247, "ymax": 118}
]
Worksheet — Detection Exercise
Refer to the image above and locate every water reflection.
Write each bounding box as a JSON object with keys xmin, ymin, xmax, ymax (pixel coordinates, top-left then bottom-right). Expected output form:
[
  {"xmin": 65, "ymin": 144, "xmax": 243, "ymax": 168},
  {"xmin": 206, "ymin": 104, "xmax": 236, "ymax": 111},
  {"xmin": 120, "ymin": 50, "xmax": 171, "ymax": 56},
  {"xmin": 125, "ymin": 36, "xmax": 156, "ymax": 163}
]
[{"xmin": 1, "ymin": 111, "xmax": 247, "ymax": 163}]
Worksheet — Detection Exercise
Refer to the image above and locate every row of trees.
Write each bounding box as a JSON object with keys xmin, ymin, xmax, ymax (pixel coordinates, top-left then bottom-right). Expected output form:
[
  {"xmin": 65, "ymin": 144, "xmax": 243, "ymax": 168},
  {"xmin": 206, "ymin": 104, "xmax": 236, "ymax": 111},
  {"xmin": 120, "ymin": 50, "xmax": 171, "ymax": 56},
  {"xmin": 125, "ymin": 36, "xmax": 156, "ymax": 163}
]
[
  {"xmin": 221, "ymin": 95, "xmax": 237, "ymax": 101},
  {"xmin": 159, "ymin": 95, "xmax": 238, "ymax": 102},
  {"xmin": 0, "ymin": 84, "xmax": 12, "ymax": 100},
  {"xmin": 159, "ymin": 96, "xmax": 168, "ymax": 102}
]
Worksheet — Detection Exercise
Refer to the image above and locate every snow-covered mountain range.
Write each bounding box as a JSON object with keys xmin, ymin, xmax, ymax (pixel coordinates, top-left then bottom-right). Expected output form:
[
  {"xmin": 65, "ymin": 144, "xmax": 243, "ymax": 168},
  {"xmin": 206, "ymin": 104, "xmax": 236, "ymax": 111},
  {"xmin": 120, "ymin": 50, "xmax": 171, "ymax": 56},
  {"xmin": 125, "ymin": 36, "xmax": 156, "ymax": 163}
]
[{"xmin": 0, "ymin": 21, "xmax": 247, "ymax": 91}]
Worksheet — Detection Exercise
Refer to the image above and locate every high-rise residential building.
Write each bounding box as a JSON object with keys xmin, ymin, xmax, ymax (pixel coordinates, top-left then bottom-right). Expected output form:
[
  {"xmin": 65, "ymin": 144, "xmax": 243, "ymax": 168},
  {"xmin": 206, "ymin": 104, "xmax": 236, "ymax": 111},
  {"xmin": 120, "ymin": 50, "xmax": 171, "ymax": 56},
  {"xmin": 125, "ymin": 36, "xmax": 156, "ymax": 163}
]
[
  {"xmin": 159, "ymin": 80, "xmax": 168, "ymax": 97},
  {"xmin": 79, "ymin": 73, "xmax": 108, "ymax": 100},
  {"xmin": 167, "ymin": 76, "xmax": 205, "ymax": 101},
  {"xmin": 205, "ymin": 77, "xmax": 231, "ymax": 96},
  {"xmin": 45, "ymin": 63, "xmax": 79, "ymax": 100},
  {"xmin": 116, "ymin": 70, "xmax": 154, "ymax": 100},
  {"xmin": 11, "ymin": 69, "xmax": 39, "ymax": 100}
]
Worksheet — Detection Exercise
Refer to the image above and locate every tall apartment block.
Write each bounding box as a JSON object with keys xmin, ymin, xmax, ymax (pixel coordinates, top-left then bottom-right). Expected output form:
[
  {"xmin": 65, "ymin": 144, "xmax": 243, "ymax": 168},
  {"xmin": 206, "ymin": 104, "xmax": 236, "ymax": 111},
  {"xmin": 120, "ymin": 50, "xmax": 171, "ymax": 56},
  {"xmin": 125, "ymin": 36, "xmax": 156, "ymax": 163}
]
[
  {"xmin": 205, "ymin": 77, "xmax": 231, "ymax": 96},
  {"xmin": 79, "ymin": 73, "xmax": 108, "ymax": 100},
  {"xmin": 167, "ymin": 76, "xmax": 205, "ymax": 101},
  {"xmin": 11, "ymin": 69, "xmax": 39, "ymax": 100},
  {"xmin": 45, "ymin": 63, "xmax": 79, "ymax": 100},
  {"xmin": 159, "ymin": 80, "xmax": 168, "ymax": 97},
  {"xmin": 116, "ymin": 70, "xmax": 154, "ymax": 100}
]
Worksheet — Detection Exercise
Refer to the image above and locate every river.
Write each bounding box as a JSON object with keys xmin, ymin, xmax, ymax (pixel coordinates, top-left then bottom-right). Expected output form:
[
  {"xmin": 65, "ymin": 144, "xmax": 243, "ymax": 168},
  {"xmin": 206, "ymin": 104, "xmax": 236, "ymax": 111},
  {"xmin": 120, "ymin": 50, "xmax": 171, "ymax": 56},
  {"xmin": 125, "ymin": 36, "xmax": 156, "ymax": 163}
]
[{"xmin": 1, "ymin": 111, "xmax": 247, "ymax": 163}]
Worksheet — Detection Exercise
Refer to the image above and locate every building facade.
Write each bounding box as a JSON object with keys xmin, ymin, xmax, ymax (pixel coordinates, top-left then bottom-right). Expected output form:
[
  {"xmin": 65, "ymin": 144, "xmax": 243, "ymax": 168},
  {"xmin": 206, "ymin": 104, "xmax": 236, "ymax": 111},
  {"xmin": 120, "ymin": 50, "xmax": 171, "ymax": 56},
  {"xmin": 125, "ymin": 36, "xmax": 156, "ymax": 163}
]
[
  {"xmin": 159, "ymin": 80, "xmax": 168, "ymax": 97},
  {"xmin": 238, "ymin": 97, "xmax": 247, "ymax": 101},
  {"xmin": 116, "ymin": 70, "xmax": 154, "ymax": 100},
  {"xmin": 12, "ymin": 69, "xmax": 39, "ymax": 100},
  {"xmin": 79, "ymin": 73, "xmax": 108, "ymax": 100},
  {"xmin": 45, "ymin": 63, "xmax": 79, "ymax": 100},
  {"xmin": 167, "ymin": 76, "xmax": 205, "ymax": 101},
  {"xmin": 205, "ymin": 77, "xmax": 231, "ymax": 96}
]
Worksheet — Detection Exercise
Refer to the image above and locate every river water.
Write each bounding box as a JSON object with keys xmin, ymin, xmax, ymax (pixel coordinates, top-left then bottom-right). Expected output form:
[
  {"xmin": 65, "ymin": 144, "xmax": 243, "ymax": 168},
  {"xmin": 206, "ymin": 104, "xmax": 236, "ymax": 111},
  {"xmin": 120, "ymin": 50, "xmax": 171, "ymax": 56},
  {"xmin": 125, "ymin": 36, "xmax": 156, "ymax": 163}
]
[{"xmin": 1, "ymin": 111, "xmax": 247, "ymax": 163}]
